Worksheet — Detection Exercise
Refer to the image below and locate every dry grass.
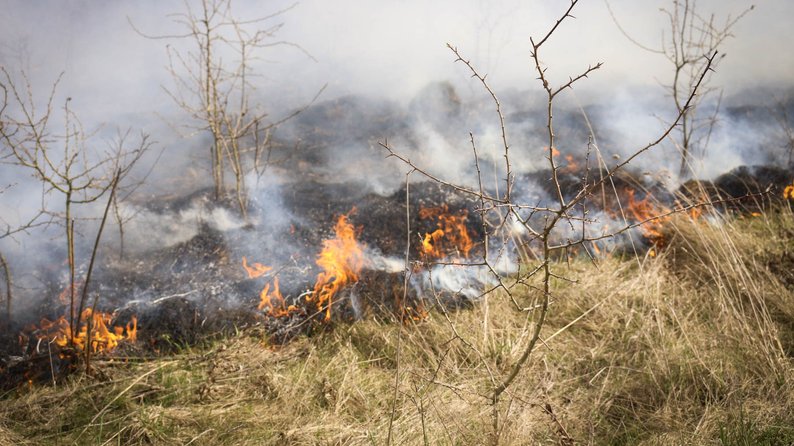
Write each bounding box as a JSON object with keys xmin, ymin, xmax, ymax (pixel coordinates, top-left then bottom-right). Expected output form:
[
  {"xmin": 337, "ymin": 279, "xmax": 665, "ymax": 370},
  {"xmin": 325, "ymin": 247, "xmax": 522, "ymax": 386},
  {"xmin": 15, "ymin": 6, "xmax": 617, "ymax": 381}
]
[{"xmin": 1, "ymin": 207, "xmax": 792, "ymax": 445}]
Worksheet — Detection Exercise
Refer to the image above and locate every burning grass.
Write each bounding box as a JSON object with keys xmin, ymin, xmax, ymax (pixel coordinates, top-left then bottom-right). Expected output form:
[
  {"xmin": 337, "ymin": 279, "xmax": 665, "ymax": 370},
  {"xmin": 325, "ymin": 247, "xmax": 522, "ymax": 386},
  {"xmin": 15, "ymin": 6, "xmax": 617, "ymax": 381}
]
[
  {"xmin": 1, "ymin": 206, "xmax": 792, "ymax": 445},
  {"xmin": 28, "ymin": 309, "xmax": 138, "ymax": 355}
]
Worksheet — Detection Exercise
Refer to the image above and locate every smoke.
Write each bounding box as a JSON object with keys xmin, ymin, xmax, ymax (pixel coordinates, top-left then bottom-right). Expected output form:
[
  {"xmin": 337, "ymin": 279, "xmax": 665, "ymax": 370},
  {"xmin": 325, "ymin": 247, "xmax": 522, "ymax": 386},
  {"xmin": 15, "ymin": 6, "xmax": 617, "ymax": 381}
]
[
  {"xmin": 2, "ymin": 1, "xmax": 791, "ymax": 120},
  {"xmin": 1, "ymin": 0, "xmax": 791, "ymax": 189},
  {"xmin": 1, "ymin": 0, "xmax": 793, "ymax": 323}
]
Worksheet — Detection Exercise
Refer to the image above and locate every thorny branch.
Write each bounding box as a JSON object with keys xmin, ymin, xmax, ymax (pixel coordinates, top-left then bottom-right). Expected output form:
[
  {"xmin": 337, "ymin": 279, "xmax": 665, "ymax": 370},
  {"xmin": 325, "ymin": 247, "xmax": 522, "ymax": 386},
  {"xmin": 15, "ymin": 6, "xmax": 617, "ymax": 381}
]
[{"xmin": 379, "ymin": 1, "xmax": 719, "ymax": 443}]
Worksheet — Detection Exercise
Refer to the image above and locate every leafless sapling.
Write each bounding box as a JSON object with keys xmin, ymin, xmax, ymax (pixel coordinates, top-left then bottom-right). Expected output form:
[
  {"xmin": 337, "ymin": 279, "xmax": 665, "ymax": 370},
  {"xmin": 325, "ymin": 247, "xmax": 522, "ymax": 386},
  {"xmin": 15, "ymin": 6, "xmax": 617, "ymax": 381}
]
[
  {"xmin": 0, "ymin": 67, "xmax": 150, "ymax": 343},
  {"xmin": 606, "ymin": 0, "xmax": 753, "ymax": 177},
  {"xmin": 131, "ymin": 0, "xmax": 321, "ymax": 220}
]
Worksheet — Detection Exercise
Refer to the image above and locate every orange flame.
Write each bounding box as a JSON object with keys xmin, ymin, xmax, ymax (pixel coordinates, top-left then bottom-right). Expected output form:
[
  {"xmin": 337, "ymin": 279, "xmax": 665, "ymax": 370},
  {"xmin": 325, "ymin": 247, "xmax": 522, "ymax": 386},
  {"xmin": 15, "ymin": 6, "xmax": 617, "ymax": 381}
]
[
  {"xmin": 258, "ymin": 276, "xmax": 298, "ymax": 317},
  {"xmin": 402, "ymin": 302, "xmax": 429, "ymax": 322},
  {"xmin": 241, "ymin": 258, "xmax": 299, "ymax": 318},
  {"xmin": 421, "ymin": 229, "xmax": 446, "ymax": 259},
  {"xmin": 242, "ymin": 212, "xmax": 366, "ymax": 321},
  {"xmin": 625, "ymin": 189, "xmax": 670, "ymax": 247},
  {"xmin": 35, "ymin": 309, "xmax": 137, "ymax": 354},
  {"xmin": 591, "ymin": 240, "xmax": 602, "ymax": 256},
  {"xmin": 308, "ymin": 213, "xmax": 366, "ymax": 321},
  {"xmin": 418, "ymin": 205, "xmax": 473, "ymax": 259},
  {"xmin": 242, "ymin": 257, "xmax": 272, "ymax": 279},
  {"xmin": 563, "ymin": 154, "xmax": 579, "ymax": 173},
  {"xmin": 784, "ymin": 183, "xmax": 794, "ymax": 200}
]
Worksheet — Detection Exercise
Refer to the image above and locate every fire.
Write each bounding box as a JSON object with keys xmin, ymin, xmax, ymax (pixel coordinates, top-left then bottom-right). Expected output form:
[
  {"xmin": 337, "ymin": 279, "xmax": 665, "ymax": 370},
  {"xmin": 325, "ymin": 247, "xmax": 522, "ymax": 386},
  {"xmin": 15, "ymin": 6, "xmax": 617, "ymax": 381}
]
[
  {"xmin": 625, "ymin": 189, "xmax": 670, "ymax": 247},
  {"xmin": 421, "ymin": 229, "xmax": 446, "ymax": 259},
  {"xmin": 784, "ymin": 182, "xmax": 794, "ymax": 200},
  {"xmin": 35, "ymin": 309, "xmax": 137, "ymax": 354},
  {"xmin": 242, "ymin": 212, "xmax": 366, "ymax": 322},
  {"xmin": 257, "ymin": 276, "xmax": 297, "ymax": 317},
  {"xmin": 563, "ymin": 154, "xmax": 579, "ymax": 173},
  {"xmin": 308, "ymin": 213, "xmax": 366, "ymax": 321},
  {"xmin": 242, "ymin": 257, "xmax": 272, "ymax": 279},
  {"xmin": 241, "ymin": 258, "xmax": 299, "ymax": 317},
  {"xmin": 57, "ymin": 280, "xmax": 81, "ymax": 305},
  {"xmin": 402, "ymin": 302, "xmax": 429, "ymax": 322},
  {"xmin": 418, "ymin": 205, "xmax": 473, "ymax": 259},
  {"xmin": 543, "ymin": 147, "xmax": 579, "ymax": 172}
]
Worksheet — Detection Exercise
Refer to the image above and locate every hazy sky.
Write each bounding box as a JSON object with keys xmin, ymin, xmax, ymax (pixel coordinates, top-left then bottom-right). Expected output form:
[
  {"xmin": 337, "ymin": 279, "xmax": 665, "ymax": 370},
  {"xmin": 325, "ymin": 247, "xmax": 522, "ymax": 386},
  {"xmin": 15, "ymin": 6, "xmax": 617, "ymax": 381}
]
[
  {"xmin": 0, "ymin": 0, "xmax": 791, "ymax": 281},
  {"xmin": 1, "ymin": 0, "xmax": 790, "ymax": 128}
]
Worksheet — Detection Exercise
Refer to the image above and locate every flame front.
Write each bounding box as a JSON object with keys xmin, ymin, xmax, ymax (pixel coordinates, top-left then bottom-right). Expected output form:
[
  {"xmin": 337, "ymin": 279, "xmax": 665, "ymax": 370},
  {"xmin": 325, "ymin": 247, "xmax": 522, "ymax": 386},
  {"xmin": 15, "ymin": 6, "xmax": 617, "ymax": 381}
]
[
  {"xmin": 35, "ymin": 309, "xmax": 137, "ymax": 354},
  {"xmin": 241, "ymin": 258, "xmax": 298, "ymax": 318},
  {"xmin": 626, "ymin": 189, "xmax": 670, "ymax": 247},
  {"xmin": 308, "ymin": 214, "xmax": 366, "ymax": 321},
  {"xmin": 419, "ymin": 205, "xmax": 473, "ymax": 259},
  {"xmin": 242, "ymin": 213, "xmax": 365, "ymax": 321}
]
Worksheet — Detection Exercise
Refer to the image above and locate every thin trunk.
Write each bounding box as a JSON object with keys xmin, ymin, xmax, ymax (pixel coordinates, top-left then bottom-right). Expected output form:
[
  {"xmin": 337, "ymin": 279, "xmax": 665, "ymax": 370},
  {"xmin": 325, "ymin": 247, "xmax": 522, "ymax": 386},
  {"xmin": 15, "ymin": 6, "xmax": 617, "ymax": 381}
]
[
  {"xmin": 113, "ymin": 194, "xmax": 125, "ymax": 260},
  {"xmin": 0, "ymin": 250, "xmax": 11, "ymax": 326},
  {"xmin": 202, "ymin": 2, "xmax": 224, "ymax": 201},
  {"xmin": 83, "ymin": 171, "xmax": 120, "ymax": 374},
  {"xmin": 66, "ymin": 191, "xmax": 76, "ymax": 342},
  {"xmin": 679, "ymin": 111, "xmax": 690, "ymax": 177}
]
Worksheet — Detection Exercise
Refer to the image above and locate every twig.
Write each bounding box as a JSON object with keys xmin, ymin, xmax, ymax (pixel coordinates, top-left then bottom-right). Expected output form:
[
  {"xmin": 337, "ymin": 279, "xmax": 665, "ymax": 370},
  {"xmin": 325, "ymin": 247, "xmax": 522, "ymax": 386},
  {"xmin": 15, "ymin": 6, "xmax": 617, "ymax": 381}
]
[{"xmin": 82, "ymin": 170, "xmax": 121, "ymax": 374}]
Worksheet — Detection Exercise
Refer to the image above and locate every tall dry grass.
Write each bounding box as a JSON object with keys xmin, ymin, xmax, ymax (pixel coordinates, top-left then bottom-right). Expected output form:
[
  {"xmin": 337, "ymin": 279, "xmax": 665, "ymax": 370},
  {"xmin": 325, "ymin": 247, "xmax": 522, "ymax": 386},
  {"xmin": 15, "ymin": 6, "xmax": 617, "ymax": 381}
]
[{"xmin": 1, "ymin": 207, "xmax": 792, "ymax": 445}]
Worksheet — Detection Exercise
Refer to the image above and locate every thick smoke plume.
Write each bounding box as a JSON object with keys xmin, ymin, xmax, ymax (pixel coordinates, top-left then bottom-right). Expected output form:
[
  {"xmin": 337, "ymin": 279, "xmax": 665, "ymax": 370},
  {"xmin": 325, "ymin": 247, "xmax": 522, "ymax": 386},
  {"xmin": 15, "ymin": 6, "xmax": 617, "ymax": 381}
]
[{"xmin": 0, "ymin": 0, "xmax": 793, "ymax": 328}]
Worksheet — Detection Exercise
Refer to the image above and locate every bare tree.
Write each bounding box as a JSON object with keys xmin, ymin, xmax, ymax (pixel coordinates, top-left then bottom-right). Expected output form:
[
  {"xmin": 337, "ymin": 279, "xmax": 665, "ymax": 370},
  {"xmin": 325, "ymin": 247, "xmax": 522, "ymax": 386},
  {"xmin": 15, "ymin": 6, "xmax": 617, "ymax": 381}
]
[
  {"xmin": 0, "ymin": 67, "xmax": 150, "ymax": 341},
  {"xmin": 0, "ymin": 251, "xmax": 11, "ymax": 327},
  {"xmin": 131, "ymin": 0, "xmax": 319, "ymax": 220},
  {"xmin": 606, "ymin": 0, "xmax": 753, "ymax": 177}
]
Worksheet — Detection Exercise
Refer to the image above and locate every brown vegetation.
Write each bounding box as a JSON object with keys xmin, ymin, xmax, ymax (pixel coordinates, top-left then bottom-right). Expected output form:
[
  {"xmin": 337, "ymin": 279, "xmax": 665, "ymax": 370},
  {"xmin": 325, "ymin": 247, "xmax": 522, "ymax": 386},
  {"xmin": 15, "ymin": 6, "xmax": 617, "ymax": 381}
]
[{"xmin": 1, "ymin": 207, "xmax": 791, "ymax": 445}]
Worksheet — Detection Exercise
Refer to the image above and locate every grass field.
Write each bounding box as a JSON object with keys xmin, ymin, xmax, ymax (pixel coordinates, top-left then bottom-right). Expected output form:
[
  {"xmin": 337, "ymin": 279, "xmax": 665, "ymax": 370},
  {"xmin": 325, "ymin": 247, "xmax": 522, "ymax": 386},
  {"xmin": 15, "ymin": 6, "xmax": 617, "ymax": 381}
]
[{"xmin": 2, "ymin": 206, "xmax": 793, "ymax": 445}]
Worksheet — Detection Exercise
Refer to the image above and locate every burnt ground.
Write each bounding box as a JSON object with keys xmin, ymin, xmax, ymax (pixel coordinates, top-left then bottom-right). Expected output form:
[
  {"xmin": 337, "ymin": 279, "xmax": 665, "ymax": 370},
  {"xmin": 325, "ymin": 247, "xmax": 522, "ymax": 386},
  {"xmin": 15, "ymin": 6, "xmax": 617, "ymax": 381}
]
[
  {"xmin": 0, "ymin": 177, "xmax": 486, "ymax": 388},
  {"xmin": 2, "ymin": 160, "xmax": 792, "ymax": 388},
  {"xmin": 679, "ymin": 165, "xmax": 794, "ymax": 211},
  {"xmin": 2, "ymin": 85, "xmax": 793, "ymax": 391}
]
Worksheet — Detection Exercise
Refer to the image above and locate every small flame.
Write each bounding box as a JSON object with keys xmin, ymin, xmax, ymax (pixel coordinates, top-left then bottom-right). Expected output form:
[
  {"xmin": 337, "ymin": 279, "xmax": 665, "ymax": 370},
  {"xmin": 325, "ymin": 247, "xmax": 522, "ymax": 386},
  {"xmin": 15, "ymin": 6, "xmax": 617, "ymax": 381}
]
[
  {"xmin": 402, "ymin": 303, "xmax": 429, "ymax": 322},
  {"xmin": 563, "ymin": 154, "xmax": 579, "ymax": 173},
  {"xmin": 688, "ymin": 206, "xmax": 703, "ymax": 220},
  {"xmin": 784, "ymin": 183, "xmax": 794, "ymax": 200},
  {"xmin": 418, "ymin": 205, "xmax": 473, "ymax": 259},
  {"xmin": 591, "ymin": 240, "xmax": 602, "ymax": 256},
  {"xmin": 57, "ymin": 279, "xmax": 85, "ymax": 308},
  {"xmin": 242, "ymin": 212, "xmax": 366, "ymax": 321},
  {"xmin": 308, "ymin": 212, "xmax": 366, "ymax": 321},
  {"xmin": 258, "ymin": 276, "xmax": 298, "ymax": 317},
  {"xmin": 242, "ymin": 257, "xmax": 272, "ymax": 279},
  {"xmin": 241, "ymin": 258, "xmax": 299, "ymax": 318},
  {"xmin": 34, "ymin": 309, "xmax": 137, "ymax": 354}
]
